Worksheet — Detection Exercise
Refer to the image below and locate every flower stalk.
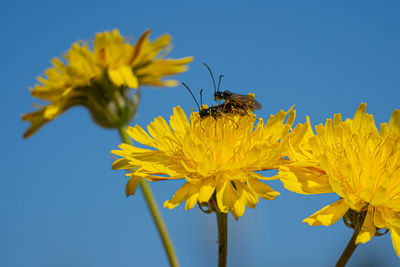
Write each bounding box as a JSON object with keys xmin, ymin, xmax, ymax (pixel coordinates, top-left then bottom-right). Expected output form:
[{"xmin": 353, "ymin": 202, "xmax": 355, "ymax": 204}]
[
  {"xmin": 216, "ymin": 212, "xmax": 228, "ymax": 267},
  {"xmin": 118, "ymin": 125, "xmax": 179, "ymax": 267},
  {"xmin": 335, "ymin": 211, "xmax": 367, "ymax": 267}
]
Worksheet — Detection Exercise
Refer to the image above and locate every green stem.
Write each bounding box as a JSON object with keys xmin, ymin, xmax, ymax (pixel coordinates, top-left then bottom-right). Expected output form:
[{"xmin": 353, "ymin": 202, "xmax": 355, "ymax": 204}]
[
  {"xmin": 118, "ymin": 126, "xmax": 179, "ymax": 267},
  {"xmin": 216, "ymin": 212, "xmax": 228, "ymax": 267},
  {"xmin": 335, "ymin": 211, "xmax": 367, "ymax": 267}
]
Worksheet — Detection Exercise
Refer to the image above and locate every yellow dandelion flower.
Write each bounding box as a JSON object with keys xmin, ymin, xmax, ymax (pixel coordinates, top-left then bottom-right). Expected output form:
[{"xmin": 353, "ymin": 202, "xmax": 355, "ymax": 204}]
[
  {"xmin": 22, "ymin": 29, "xmax": 193, "ymax": 138},
  {"xmin": 112, "ymin": 105, "xmax": 295, "ymax": 219},
  {"xmin": 279, "ymin": 103, "xmax": 400, "ymax": 256}
]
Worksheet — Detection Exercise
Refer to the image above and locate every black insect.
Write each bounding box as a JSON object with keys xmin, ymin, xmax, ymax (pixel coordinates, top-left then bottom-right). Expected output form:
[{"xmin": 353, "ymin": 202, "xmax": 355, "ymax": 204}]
[
  {"xmin": 203, "ymin": 63, "xmax": 262, "ymax": 112},
  {"xmin": 182, "ymin": 82, "xmax": 242, "ymax": 119},
  {"xmin": 182, "ymin": 82, "xmax": 221, "ymax": 119},
  {"xmin": 199, "ymin": 101, "xmax": 248, "ymax": 119}
]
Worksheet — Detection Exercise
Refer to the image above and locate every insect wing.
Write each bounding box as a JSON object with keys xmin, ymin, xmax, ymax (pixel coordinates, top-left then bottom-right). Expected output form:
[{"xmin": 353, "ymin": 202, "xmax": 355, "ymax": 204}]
[{"xmin": 229, "ymin": 93, "xmax": 262, "ymax": 110}]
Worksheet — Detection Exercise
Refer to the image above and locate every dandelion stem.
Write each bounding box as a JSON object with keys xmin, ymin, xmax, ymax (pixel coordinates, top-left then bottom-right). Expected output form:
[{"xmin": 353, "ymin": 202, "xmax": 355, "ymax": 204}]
[
  {"xmin": 118, "ymin": 126, "xmax": 179, "ymax": 267},
  {"xmin": 335, "ymin": 211, "xmax": 367, "ymax": 267},
  {"xmin": 216, "ymin": 212, "xmax": 228, "ymax": 267}
]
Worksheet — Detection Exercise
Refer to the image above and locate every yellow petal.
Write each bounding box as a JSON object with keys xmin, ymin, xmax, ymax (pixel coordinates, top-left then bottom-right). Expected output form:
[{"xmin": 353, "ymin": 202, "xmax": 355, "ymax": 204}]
[
  {"xmin": 147, "ymin": 116, "xmax": 176, "ymax": 145},
  {"xmin": 352, "ymin": 103, "xmax": 367, "ymax": 132},
  {"xmin": 216, "ymin": 179, "xmax": 239, "ymax": 213},
  {"xmin": 185, "ymin": 187, "xmax": 200, "ymax": 211},
  {"xmin": 247, "ymin": 178, "xmax": 280, "ymax": 200},
  {"xmin": 382, "ymin": 207, "xmax": 400, "ymax": 230},
  {"xmin": 356, "ymin": 206, "xmax": 376, "ymax": 244},
  {"xmin": 389, "ymin": 109, "xmax": 400, "ymax": 132},
  {"xmin": 391, "ymin": 227, "xmax": 400, "ymax": 258},
  {"xmin": 43, "ymin": 105, "xmax": 61, "ymax": 119},
  {"xmin": 236, "ymin": 182, "xmax": 259, "ymax": 209},
  {"xmin": 232, "ymin": 199, "xmax": 245, "ymax": 219},
  {"xmin": 126, "ymin": 125, "xmax": 156, "ymax": 147},
  {"xmin": 164, "ymin": 182, "xmax": 192, "ymax": 209},
  {"xmin": 22, "ymin": 108, "xmax": 52, "ymax": 138},
  {"xmin": 169, "ymin": 106, "xmax": 190, "ymax": 133},
  {"xmin": 161, "ymin": 80, "xmax": 179, "ymax": 87},
  {"xmin": 112, "ymin": 158, "xmax": 132, "ymax": 170},
  {"xmin": 374, "ymin": 207, "xmax": 386, "ymax": 229},
  {"xmin": 278, "ymin": 166, "xmax": 332, "ymax": 195},
  {"xmin": 230, "ymin": 182, "xmax": 260, "ymax": 219},
  {"xmin": 265, "ymin": 107, "xmax": 291, "ymax": 129},
  {"xmin": 125, "ymin": 175, "xmax": 141, "ymax": 196},
  {"xmin": 108, "ymin": 66, "xmax": 139, "ymax": 88},
  {"xmin": 303, "ymin": 199, "xmax": 349, "ymax": 226},
  {"xmin": 230, "ymin": 181, "xmax": 246, "ymax": 219},
  {"xmin": 198, "ymin": 179, "xmax": 216, "ymax": 203}
]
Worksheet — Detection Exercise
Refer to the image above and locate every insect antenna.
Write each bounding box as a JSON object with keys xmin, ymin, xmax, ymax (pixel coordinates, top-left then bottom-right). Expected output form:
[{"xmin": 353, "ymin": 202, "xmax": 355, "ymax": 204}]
[
  {"xmin": 217, "ymin": 75, "xmax": 224, "ymax": 92},
  {"xmin": 203, "ymin": 63, "xmax": 217, "ymax": 93},
  {"xmin": 200, "ymin": 89, "xmax": 204, "ymax": 107},
  {"xmin": 182, "ymin": 82, "xmax": 200, "ymax": 110}
]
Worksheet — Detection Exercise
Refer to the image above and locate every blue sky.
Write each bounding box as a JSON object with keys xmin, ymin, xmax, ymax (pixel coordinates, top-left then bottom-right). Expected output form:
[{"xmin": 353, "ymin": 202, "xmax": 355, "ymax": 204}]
[{"xmin": 2, "ymin": 1, "xmax": 400, "ymax": 266}]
